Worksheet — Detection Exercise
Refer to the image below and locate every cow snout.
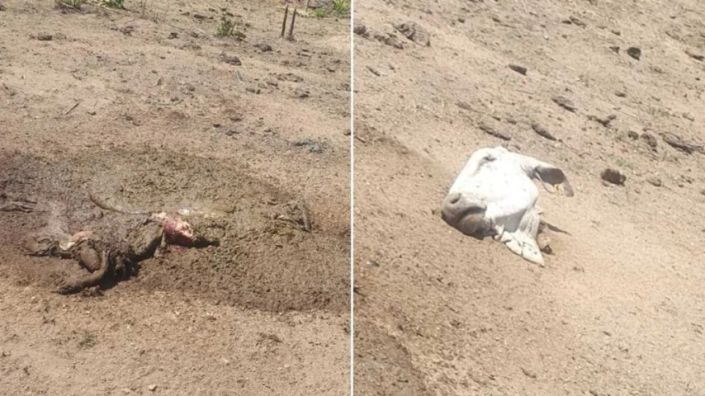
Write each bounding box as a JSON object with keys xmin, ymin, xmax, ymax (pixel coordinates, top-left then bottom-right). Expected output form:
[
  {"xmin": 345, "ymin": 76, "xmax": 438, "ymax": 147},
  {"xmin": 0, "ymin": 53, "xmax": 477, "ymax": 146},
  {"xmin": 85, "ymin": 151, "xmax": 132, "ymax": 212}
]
[{"xmin": 441, "ymin": 192, "xmax": 488, "ymax": 238}]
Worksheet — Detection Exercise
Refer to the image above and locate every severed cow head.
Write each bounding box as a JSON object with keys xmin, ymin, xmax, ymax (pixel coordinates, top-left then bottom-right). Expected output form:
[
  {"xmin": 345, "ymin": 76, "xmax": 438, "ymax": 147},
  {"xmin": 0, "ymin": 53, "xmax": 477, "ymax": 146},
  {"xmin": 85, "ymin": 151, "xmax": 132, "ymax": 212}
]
[{"xmin": 441, "ymin": 146, "xmax": 573, "ymax": 264}]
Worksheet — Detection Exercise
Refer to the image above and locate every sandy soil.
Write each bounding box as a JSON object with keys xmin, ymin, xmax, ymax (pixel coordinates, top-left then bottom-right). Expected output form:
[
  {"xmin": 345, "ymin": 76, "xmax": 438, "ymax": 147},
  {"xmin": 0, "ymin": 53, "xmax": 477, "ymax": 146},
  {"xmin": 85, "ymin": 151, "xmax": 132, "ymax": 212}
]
[
  {"xmin": 354, "ymin": 1, "xmax": 705, "ymax": 395},
  {"xmin": 0, "ymin": 0, "xmax": 349, "ymax": 394}
]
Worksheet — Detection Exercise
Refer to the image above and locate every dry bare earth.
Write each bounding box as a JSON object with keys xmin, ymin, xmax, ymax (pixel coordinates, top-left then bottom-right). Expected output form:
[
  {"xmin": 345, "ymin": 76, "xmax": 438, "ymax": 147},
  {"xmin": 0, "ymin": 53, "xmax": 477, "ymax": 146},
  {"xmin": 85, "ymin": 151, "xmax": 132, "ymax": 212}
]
[
  {"xmin": 355, "ymin": 1, "xmax": 705, "ymax": 395},
  {"xmin": 0, "ymin": 0, "xmax": 349, "ymax": 394}
]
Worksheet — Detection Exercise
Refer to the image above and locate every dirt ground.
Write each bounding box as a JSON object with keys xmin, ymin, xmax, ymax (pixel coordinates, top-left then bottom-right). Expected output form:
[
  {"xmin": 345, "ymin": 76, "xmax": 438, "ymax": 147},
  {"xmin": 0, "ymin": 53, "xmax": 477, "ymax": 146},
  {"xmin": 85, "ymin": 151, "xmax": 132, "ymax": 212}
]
[
  {"xmin": 0, "ymin": 0, "xmax": 349, "ymax": 394},
  {"xmin": 354, "ymin": 1, "xmax": 705, "ymax": 395}
]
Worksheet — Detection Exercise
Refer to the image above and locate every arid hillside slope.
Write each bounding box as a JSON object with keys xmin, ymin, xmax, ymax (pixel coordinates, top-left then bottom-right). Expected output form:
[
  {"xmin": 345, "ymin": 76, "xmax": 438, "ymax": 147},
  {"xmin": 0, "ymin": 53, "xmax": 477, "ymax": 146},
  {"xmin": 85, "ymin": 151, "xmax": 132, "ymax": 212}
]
[{"xmin": 355, "ymin": 1, "xmax": 705, "ymax": 394}]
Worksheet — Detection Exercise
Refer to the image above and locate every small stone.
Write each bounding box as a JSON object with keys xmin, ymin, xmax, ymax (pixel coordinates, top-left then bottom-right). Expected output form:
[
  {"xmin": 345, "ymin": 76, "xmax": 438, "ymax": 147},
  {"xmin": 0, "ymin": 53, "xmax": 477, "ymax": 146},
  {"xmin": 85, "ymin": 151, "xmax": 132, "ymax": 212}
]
[
  {"xmin": 640, "ymin": 133, "xmax": 658, "ymax": 150},
  {"xmin": 508, "ymin": 64, "xmax": 527, "ymax": 75},
  {"xmin": 615, "ymin": 91, "xmax": 626, "ymax": 97},
  {"xmin": 685, "ymin": 49, "xmax": 704, "ymax": 61},
  {"xmin": 646, "ymin": 177, "xmax": 662, "ymax": 187},
  {"xmin": 168, "ymin": 32, "xmax": 178, "ymax": 39},
  {"xmin": 293, "ymin": 87, "xmax": 310, "ymax": 98},
  {"xmin": 521, "ymin": 367, "xmax": 537, "ymax": 379},
  {"xmin": 627, "ymin": 131, "xmax": 639, "ymax": 140},
  {"xmin": 353, "ymin": 24, "xmax": 368, "ymax": 36},
  {"xmin": 531, "ymin": 123, "xmax": 557, "ymax": 141},
  {"xmin": 609, "ymin": 46, "xmax": 620, "ymax": 53},
  {"xmin": 552, "ymin": 95, "xmax": 576, "ymax": 112},
  {"xmin": 294, "ymin": 138, "xmax": 323, "ymax": 153},
  {"xmin": 478, "ymin": 123, "xmax": 511, "ymax": 141},
  {"xmin": 394, "ymin": 21, "xmax": 431, "ymax": 46},
  {"xmin": 254, "ymin": 43, "xmax": 272, "ymax": 52},
  {"xmin": 220, "ymin": 53, "xmax": 241, "ymax": 65},
  {"xmin": 627, "ymin": 47, "xmax": 641, "ymax": 60},
  {"xmin": 662, "ymin": 132, "xmax": 703, "ymax": 154},
  {"xmin": 588, "ymin": 114, "xmax": 616, "ymax": 127},
  {"xmin": 366, "ymin": 66, "xmax": 380, "ymax": 76},
  {"xmin": 601, "ymin": 168, "xmax": 626, "ymax": 186},
  {"xmin": 568, "ymin": 16, "xmax": 586, "ymax": 27},
  {"xmin": 148, "ymin": 384, "xmax": 157, "ymax": 392},
  {"xmin": 36, "ymin": 33, "xmax": 53, "ymax": 41}
]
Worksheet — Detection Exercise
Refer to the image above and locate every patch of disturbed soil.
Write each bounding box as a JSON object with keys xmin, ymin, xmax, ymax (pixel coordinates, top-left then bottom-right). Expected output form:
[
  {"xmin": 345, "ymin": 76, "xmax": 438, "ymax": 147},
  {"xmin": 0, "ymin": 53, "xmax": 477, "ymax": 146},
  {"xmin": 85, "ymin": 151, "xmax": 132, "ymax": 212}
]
[{"xmin": 0, "ymin": 148, "xmax": 347, "ymax": 312}]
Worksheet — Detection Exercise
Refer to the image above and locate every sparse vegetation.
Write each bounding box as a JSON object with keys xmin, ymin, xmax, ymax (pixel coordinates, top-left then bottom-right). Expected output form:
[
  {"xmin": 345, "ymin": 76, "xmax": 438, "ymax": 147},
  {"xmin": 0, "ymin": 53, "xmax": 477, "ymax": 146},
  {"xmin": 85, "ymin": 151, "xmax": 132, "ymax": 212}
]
[
  {"xmin": 312, "ymin": 8, "xmax": 327, "ymax": 18},
  {"xmin": 311, "ymin": 0, "xmax": 350, "ymax": 18},
  {"xmin": 55, "ymin": 0, "xmax": 85, "ymax": 10},
  {"xmin": 102, "ymin": 0, "xmax": 124, "ymax": 9},
  {"xmin": 216, "ymin": 17, "xmax": 235, "ymax": 37},
  {"xmin": 332, "ymin": 0, "xmax": 350, "ymax": 15},
  {"xmin": 77, "ymin": 331, "xmax": 97, "ymax": 349},
  {"xmin": 215, "ymin": 16, "xmax": 246, "ymax": 40}
]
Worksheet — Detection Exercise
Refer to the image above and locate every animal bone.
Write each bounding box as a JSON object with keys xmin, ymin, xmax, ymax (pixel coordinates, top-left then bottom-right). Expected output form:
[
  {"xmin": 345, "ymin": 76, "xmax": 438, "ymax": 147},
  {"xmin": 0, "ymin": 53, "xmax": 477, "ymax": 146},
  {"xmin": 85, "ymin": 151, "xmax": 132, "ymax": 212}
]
[{"xmin": 441, "ymin": 146, "xmax": 573, "ymax": 265}]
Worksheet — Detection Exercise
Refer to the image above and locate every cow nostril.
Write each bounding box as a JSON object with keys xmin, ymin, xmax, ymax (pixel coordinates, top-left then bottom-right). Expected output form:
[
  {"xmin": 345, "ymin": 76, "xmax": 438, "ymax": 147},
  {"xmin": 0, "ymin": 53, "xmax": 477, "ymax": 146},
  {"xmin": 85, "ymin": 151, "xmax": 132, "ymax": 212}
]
[{"xmin": 448, "ymin": 192, "xmax": 461, "ymax": 205}]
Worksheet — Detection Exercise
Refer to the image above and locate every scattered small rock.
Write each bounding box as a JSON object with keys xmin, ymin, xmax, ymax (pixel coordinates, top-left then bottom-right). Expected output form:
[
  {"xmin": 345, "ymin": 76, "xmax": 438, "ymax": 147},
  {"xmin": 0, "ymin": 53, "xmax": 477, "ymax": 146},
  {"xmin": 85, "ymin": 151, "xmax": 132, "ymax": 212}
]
[
  {"xmin": 254, "ymin": 43, "xmax": 272, "ymax": 52},
  {"xmin": 367, "ymin": 66, "xmax": 380, "ymax": 76},
  {"xmin": 662, "ymin": 132, "xmax": 703, "ymax": 154},
  {"xmin": 119, "ymin": 25, "xmax": 135, "ymax": 36},
  {"xmin": 685, "ymin": 49, "xmax": 704, "ymax": 61},
  {"xmin": 0, "ymin": 4, "xmax": 6, "ymax": 11},
  {"xmin": 36, "ymin": 33, "xmax": 53, "ymax": 41},
  {"xmin": 508, "ymin": 64, "xmax": 527, "ymax": 75},
  {"xmin": 531, "ymin": 123, "xmax": 557, "ymax": 141},
  {"xmin": 456, "ymin": 101, "xmax": 473, "ymax": 112},
  {"xmin": 609, "ymin": 46, "xmax": 620, "ymax": 54},
  {"xmin": 587, "ymin": 114, "xmax": 616, "ymax": 127},
  {"xmin": 601, "ymin": 168, "xmax": 626, "ymax": 185},
  {"xmin": 219, "ymin": 52, "xmax": 241, "ymax": 66},
  {"xmin": 353, "ymin": 24, "xmax": 368, "ymax": 37},
  {"xmin": 646, "ymin": 176, "xmax": 662, "ymax": 187},
  {"xmin": 374, "ymin": 33, "xmax": 404, "ymax": 49},
  {"xmin": 626, "ymin": 47, "xmax": 641, "ymax": 60},
  {"xmin": 394, "ymin": 21, "xmax": 431, "ymax": 46},
  {"xmin": 552, "ymin": 95, "xmax": 576, "ymax": 112},
  {"xmin": 293, "ymin": 87, "xmax": 310, "ymax": 98},
  {"xmin": 640, "ymin": 132, "xmax": 658, "ymax": 150},
  {"xmin": 567, "ymin": 16, "xmax": 586, "ymax": 27},
  {"xmin": 478, "ymin": 123, "xmax": 511, "ymax": 141},
  {"xmin": 294, "ymin": 138, "xmax": 323, "ymax": 153},
  {"xmin": 615, "ymin": 91, "xmax": 626, "ymax": 97},
  {"xmin": 168, "ymin": 32, "xmax": 178, "ymax": 39},
  {"xmin": 148, "ymin": 384, "xmax": 157, "ymax": 392},
  {"xmin": 627, "ymin": 131, "xmax": 639, "ymax": 140},
  {"xmin": 521, "ymin": 367, "xmax": 537, "ymax": 379}
]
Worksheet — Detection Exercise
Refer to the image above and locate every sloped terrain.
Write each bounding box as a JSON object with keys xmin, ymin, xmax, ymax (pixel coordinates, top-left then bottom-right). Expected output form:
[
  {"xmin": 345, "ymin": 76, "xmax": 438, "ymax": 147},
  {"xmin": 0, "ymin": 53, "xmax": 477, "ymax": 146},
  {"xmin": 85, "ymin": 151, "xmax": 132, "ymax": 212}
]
[
  {"xmin": 354, "ymin": 1, "xmax": 705, "ymax": 394},
  {"xmin": 0, "ymin": 0, "xmax": 349, "ymax": 394}
]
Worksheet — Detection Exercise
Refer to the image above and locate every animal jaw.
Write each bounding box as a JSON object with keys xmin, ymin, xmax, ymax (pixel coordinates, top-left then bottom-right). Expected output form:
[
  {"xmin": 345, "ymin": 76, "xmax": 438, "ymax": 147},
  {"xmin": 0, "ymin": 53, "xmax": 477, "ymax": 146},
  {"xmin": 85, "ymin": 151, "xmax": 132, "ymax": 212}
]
[{"xmin": 441, "ymin": 146, "xmax": 573, "ymax": 264}]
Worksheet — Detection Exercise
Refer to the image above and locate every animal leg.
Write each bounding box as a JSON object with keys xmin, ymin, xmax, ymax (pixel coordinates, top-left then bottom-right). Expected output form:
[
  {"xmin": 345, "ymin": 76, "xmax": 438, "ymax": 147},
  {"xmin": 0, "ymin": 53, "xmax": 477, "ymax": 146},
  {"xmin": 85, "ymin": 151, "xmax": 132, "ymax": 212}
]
[{"xmin": 56, "ymin": 249, "xmax": 112, "ymax": 295}]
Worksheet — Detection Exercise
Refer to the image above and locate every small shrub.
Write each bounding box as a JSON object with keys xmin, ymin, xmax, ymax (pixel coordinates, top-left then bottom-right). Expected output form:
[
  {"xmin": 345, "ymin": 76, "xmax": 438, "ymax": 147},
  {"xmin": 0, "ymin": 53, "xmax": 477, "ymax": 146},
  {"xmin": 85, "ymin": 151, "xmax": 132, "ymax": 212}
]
[
  {"xmin": 216, "ymin": 17, "xmax": 235, "ymax": 37},
  {"xmin": 78, "ymin": 331, "xmax": 97, "ymax": 349},
  {"xmin": 332, "ymin": 0, "xmax": 350, "ymax": 16},
  {"xmin": 102, "ymin": 0, "xmax": 125, "ymax": 9},
  {"xmin": 312, "ymin": 8, "xmax": 327, "ymax": 18},
  {"xmin": 55, "ymin": 0, "xmax": 85, "ymax": 9},
  {"xmin": 215, "ymin": 17, "xmax": 246, "ymax": 40}
]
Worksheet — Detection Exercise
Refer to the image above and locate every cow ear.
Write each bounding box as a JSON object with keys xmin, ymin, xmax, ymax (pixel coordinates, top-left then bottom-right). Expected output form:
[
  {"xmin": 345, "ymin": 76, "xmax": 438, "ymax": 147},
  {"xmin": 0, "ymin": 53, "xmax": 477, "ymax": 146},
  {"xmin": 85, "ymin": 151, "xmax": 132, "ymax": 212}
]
[
  {"xmin": 534, "ymin": 165, "xmax": 574, "ymax": 197},
  {"xmin": 517, "ymin": 155, "xmax": 574, "ymax": 197}
]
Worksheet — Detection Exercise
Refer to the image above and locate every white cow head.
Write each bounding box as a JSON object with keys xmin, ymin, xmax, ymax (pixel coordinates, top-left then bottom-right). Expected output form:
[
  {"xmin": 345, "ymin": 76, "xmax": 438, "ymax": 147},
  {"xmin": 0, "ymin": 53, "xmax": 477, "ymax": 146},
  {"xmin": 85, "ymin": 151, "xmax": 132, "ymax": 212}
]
[{"xmin": 441, "ymin": 146, "xmax": 573, "ymax": 265}]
